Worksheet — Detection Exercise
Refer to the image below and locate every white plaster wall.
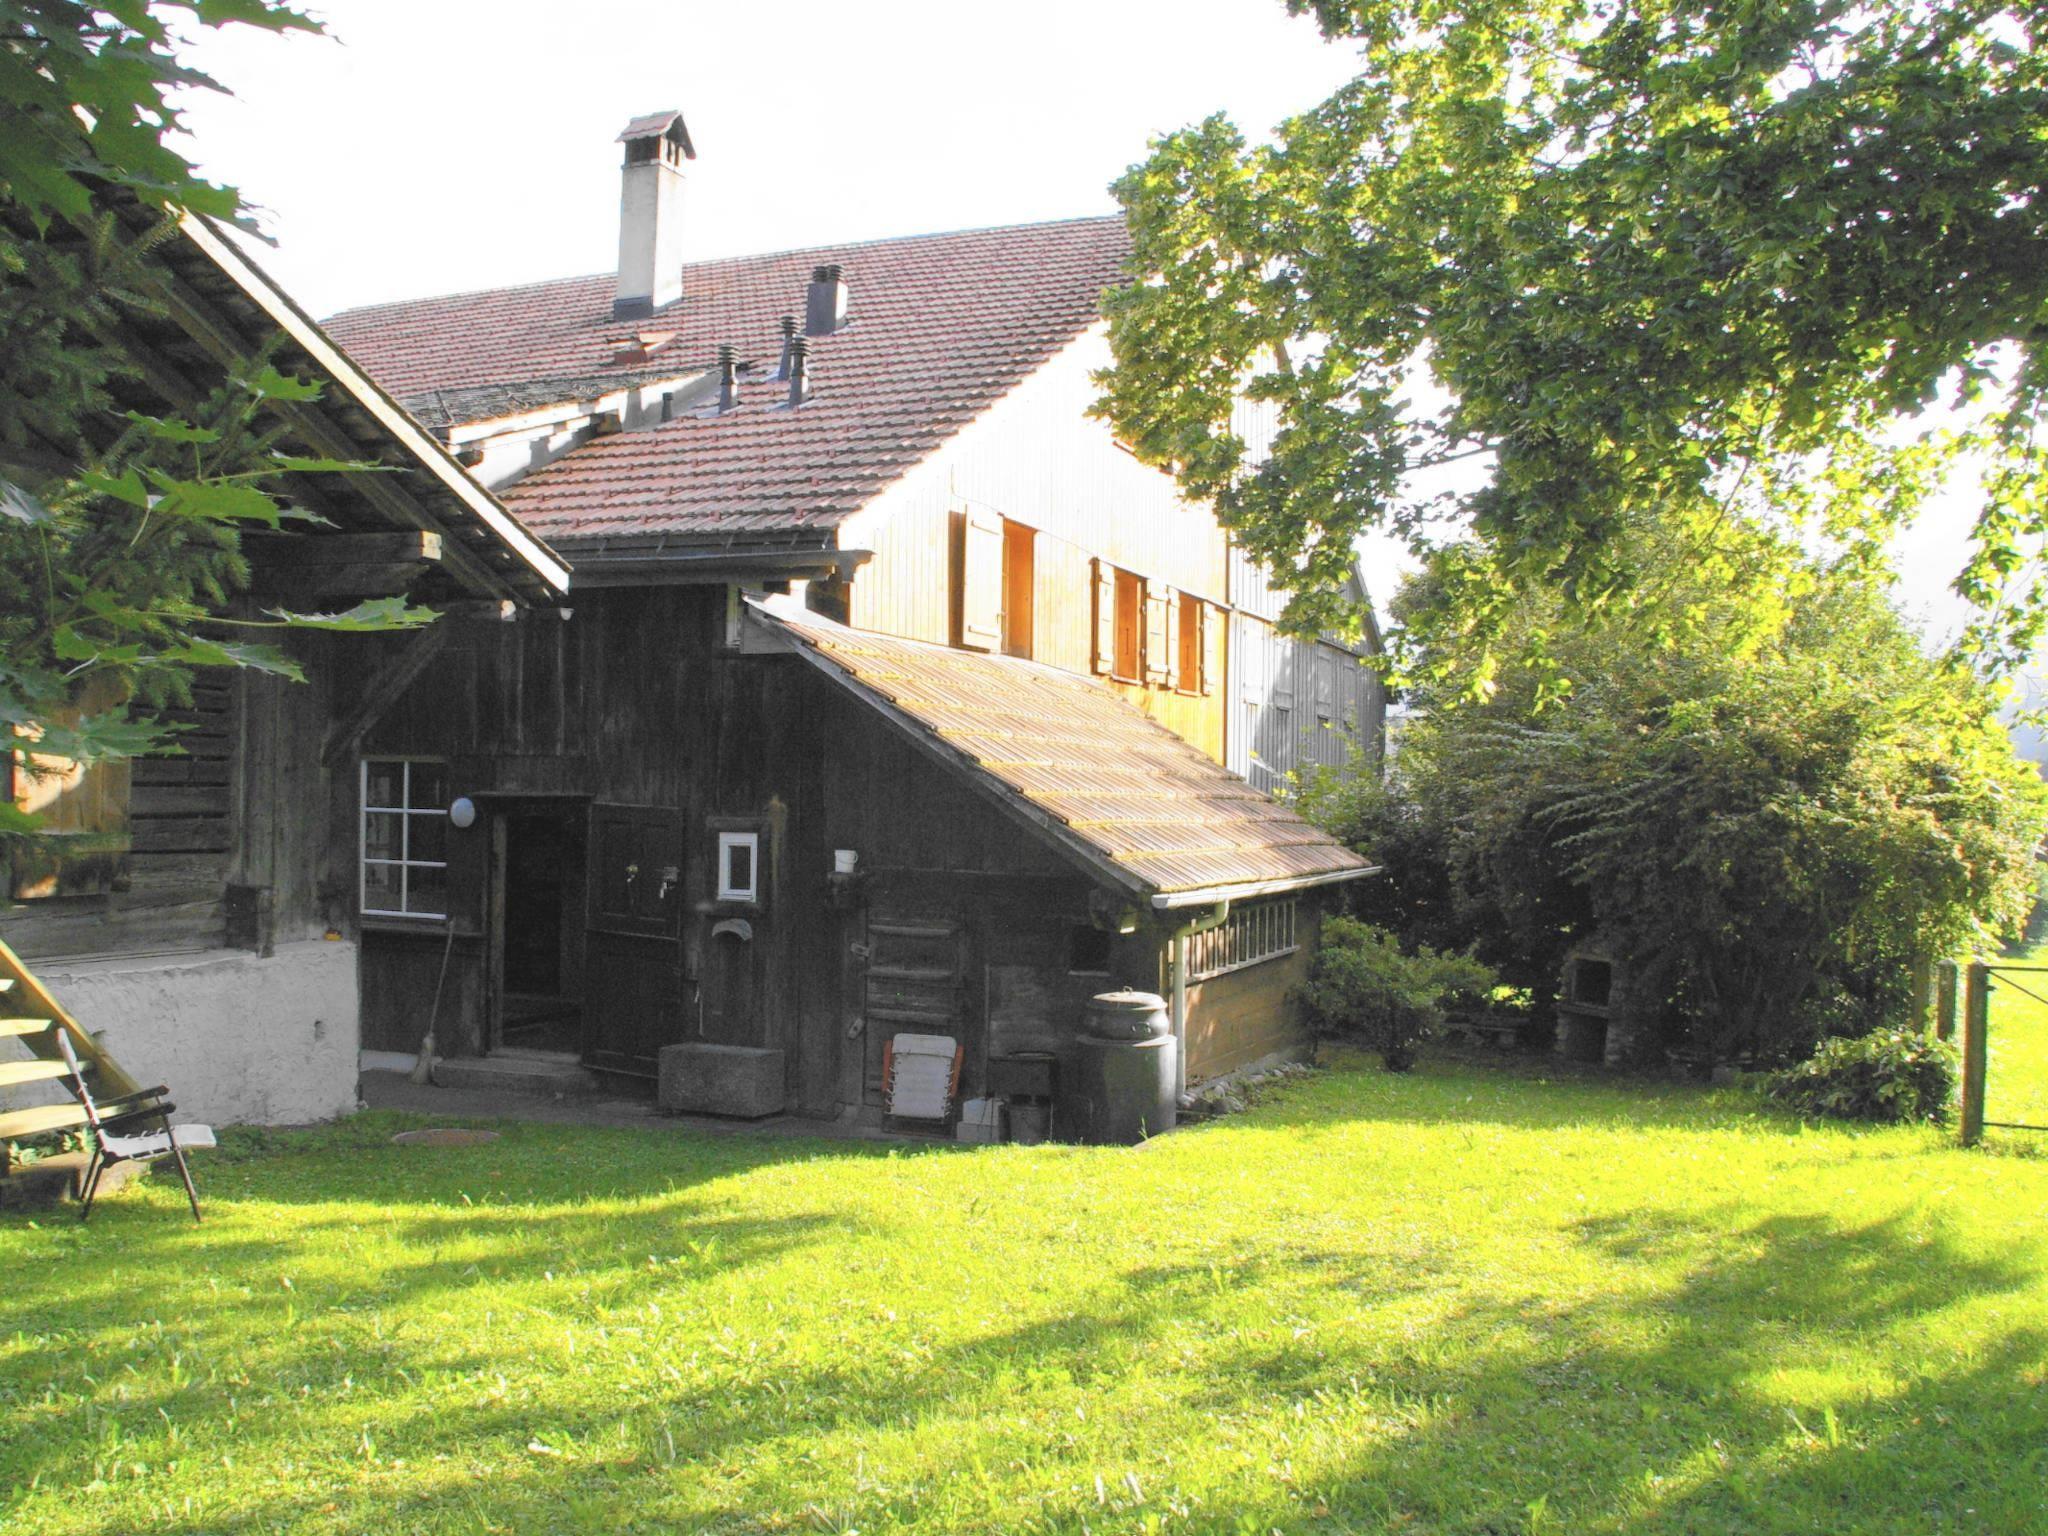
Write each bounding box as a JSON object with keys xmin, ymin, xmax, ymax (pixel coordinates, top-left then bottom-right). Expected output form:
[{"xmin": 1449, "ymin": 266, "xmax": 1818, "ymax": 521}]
[{"xmin": 3, "ymin": 940, "xmax": 360, "ymax": 1127}]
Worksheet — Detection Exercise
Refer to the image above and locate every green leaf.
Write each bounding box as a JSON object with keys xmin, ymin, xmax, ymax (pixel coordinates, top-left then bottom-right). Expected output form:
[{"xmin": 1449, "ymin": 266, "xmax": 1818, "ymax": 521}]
[
  {"xmin": 261, "ymin": 598, "xmax": 440, "ymax": 633},
  {"xmin": 122, "ymin": 410, "xmax": 221, "ymax": 443},
  {"xmin": 240, "ymin": 365, "xmax": 325, "ymax": 403},
  {"xmin": 158, "ymin": 638, "xmax": 306, "ymax": 681}
]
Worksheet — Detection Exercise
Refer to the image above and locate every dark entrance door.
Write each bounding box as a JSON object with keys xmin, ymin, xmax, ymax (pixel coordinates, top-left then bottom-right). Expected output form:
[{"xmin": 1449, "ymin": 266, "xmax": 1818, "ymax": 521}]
[
  {"xmin": 486, "ymin": 801, "xmax": 587, "ymax": 1055},
  {"xmin": 582, "ymin": 803, "xmax": 684, "ymax": 1076}
]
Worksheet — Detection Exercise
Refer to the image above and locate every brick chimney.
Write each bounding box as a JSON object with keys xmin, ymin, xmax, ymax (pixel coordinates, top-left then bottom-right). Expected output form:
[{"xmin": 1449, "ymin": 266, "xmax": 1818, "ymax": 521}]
[{"xmin": 614, "ymin": 109, "xmax": 694, "ymax": 318}]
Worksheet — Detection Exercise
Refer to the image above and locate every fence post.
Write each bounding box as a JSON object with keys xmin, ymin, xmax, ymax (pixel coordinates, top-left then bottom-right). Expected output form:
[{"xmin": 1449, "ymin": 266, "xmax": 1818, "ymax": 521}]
[
  {"xmin": 1911, "ymin": 957, "xmax": 1934, "ymax": 1034},
  {"xmin": 1960, "ymin": 961, "xmax": 1988, "ymax": 1147},
  {"xmin": 1936, "ymin": 960, "xmax": 1959, "ymax": 1041}
]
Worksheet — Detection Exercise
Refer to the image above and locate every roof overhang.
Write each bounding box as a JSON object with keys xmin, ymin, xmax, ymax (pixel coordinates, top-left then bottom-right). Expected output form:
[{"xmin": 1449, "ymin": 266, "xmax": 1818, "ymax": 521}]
[
  {"xmin": 174, "ymin": 215, "xmax": 571, "ymax": 602},
  {"xmin": 566, "ymin": 545, "xmax": 871, "ymax": 588},
  {"xmin": 1150, "ymin": 864, "xmax": 1381, "ymax": 911},
  {"xmin": 759, "ymin": 602, "xmax": 1375, "ymax": 911}
]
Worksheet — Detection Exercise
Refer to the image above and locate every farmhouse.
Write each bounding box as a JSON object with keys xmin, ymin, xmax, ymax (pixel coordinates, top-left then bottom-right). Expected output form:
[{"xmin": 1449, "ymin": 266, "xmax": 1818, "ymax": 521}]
[{"xmin": 315, "ymin": 110, "xmax": 1378, "ymax": 1121}]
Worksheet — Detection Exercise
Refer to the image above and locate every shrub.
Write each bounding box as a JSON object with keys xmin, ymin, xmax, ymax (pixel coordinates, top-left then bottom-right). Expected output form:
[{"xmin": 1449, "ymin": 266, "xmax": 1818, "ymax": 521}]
[
  {"xmin": 1769, "ymin": 1029, "xmax": 1958, "ymax": 1125},
  {"xmin": 1300, "ymin": 917, "xmax": 1495, "ymax": 1071}
]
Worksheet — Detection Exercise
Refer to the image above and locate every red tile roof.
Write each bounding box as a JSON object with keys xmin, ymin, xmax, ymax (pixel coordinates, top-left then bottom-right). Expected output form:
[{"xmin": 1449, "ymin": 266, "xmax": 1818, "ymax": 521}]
[
  {"xmin": 325, "ymin": 217, "xmax": 1129, "ymax": 551},
  {"xmin": 773, "ymin": 608, "xmax": 1374, "ymax": 898}
]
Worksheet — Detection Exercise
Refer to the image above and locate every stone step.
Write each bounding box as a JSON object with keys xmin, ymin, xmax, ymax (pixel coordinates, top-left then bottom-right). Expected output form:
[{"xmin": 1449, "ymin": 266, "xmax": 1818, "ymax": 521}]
[{"xmin": 428, "ymin": 1053, "xmax": 604, "ymax": 1100}]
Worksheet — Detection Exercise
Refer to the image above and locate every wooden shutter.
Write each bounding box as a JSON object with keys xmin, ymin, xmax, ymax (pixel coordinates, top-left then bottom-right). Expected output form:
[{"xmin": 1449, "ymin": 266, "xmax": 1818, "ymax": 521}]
[
  {"xmin": 1200, "ymin": 602, "xmax": 1220, "ymax": 696},
  {"xmin": 1092, "ymin": 558, "xmax": 1115, "ymax": 675},
  {"xmin": 957, "ymin": 505, "xmax": 1003, "ymax": 652},
  {"xmin": 1316, "ymin": 647, "xmax": 1335, "ymax": 719},
  {"xmin": 1143, "ymin": 583, "xmax": 1171, "ymax": 684},
  {"xmin": 1161, "ymin": 589, "xmax": 1181, "ymax": 690}
]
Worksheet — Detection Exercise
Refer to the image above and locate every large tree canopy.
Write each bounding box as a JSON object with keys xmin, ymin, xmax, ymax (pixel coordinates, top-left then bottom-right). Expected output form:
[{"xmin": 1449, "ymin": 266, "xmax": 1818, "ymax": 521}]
[
  {"xmin": 1098, "ymin": 0, "xmax": 2047, "ymax": 670},
  {"xmin": 1303, "ymin": 526, "xmax": 2048, "ymax": 1058}
]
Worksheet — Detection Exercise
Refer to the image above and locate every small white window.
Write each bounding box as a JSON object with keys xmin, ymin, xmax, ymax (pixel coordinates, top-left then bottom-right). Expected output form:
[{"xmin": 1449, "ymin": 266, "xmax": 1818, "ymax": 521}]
[
  {"xmin": 716, "ymin": 830, "xmax": 759, "ymax": 903},
  {"xmin": 361, "ymin": 759, "xmax": 450, "ymax": 920}
]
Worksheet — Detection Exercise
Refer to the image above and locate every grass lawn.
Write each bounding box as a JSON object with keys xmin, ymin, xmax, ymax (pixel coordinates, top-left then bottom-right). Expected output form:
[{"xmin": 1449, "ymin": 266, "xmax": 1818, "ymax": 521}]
[
  {"xmin": 4, "ymin": 1054, "xmax": 2046, "ymax": 1536},
  {"xmin": 1988, "ymin": 936, "xmax": 2048, "ymax": 1134}
]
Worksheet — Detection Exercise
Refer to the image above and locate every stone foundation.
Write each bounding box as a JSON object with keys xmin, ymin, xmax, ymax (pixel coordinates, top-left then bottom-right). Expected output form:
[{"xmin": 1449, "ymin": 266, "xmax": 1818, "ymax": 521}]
[{"xmin": 3, "ymin": 940, "xmax": 360, "ymax": 1127}]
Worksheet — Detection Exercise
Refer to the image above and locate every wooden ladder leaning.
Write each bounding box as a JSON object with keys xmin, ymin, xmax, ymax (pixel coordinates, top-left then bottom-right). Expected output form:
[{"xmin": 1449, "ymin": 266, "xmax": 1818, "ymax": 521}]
[{"xmin": 0, "ymin": 935, "xmax": 144, "ymax": 1176}]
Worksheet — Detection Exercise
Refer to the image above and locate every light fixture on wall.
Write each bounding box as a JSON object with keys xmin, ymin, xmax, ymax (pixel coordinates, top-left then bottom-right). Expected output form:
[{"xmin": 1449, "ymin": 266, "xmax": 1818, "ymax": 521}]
[{"xmin": 448, "ymin": 797, "xmax": 477, "ymax": 831}]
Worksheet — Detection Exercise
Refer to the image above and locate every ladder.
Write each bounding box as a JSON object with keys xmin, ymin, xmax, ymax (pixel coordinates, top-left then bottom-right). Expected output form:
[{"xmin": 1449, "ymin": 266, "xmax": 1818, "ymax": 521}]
[{"xmin": 0, "ymin": 936, "xmax": 144, "ymax": 1172}]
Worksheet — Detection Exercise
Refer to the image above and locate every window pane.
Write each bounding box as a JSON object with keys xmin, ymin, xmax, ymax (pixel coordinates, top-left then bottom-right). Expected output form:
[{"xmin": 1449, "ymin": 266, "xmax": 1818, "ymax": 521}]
[
  {"xmin": 364, "ymin": 760, "xmax": 403, "ymax": 809},
  {"xmin": 407, "ymin": 862, "xmax": 448, "ymax": 916},
  {"xmin": 725, "ymin": 840, "xmax": 753, "ymax": 895},
  {"xmin": 364, "ymin": 811, "xmax": 404, "ymax": 861},
  {"xmin": 407, "ymin": 761, "xmax": 448, "ymax": 811},
  {"xmin": 409, "ymin": 811, "xmax": 449, "ymax": 864},
  {"xmin": 363, "ymin": 860, "xmax": 402, "ymax": 912}
]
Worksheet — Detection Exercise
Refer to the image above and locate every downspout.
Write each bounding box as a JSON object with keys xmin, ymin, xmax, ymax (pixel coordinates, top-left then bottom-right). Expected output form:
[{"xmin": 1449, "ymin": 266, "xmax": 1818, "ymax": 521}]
[{"xmin": 1166, "ymin": 900, "xmax": 1231, "ymax": 1103}]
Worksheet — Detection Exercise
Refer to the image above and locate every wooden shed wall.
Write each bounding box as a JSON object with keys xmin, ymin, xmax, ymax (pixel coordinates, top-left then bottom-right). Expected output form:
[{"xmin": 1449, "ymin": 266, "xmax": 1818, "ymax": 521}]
[
  {"xmin": 1178, "ymin": 907, "xmax": 1320, "ymax": 1081},
  {"xmin": 4, "ymin": 638, "xmax": 363, "ymax": 964},
  {"xmin": 349, "ymin": 589, "xmax": 1159, "ymax": 1115}
]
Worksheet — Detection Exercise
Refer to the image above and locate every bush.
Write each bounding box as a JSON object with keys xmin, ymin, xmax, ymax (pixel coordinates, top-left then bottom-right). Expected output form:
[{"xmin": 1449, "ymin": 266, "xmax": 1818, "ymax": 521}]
[
  {"xmin": 1300, "ymin": 917, "xmax": 1495, "ymax": 1071},
  {"xmin": 1769, "ymin": 1030, "xmax": 1958, "ymax": 1125}
]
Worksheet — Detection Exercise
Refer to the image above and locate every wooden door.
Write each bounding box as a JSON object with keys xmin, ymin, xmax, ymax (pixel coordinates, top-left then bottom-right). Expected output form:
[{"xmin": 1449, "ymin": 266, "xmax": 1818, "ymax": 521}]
[
  {"xmin": 582, "ymin": 803, "xmax": 684, "ymax": 1076},
  {"xmin": 862, "ymin": 917, "xmax": 967, "ymax": 1103},
  {"xmin": 701, "ymin": 921, "xmax": 761, "ymax": 1046}
]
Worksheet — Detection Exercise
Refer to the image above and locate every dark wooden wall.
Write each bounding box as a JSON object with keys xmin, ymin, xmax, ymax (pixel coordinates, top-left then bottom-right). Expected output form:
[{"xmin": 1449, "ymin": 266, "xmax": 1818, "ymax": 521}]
[
  {"xmin": 353, "ymin": 587, "xmax": 1188, "ymax": 1114},
  {"xmin": 1179, "ymin": 907, "xmax": 1320, "ymax": 1079}
]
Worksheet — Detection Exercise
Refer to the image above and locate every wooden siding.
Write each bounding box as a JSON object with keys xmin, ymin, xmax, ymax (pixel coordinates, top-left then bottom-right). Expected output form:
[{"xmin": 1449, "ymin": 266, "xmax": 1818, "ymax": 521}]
[
  {"xmin": 842, "ymin": 326, "xmax": 1229, "ymax": 762},
  {"xmin": 1225, "ymin": 546, "xmax": 1384, "ymax": 792},
  {"xmin": 350, "ymin": 589, "xmax": 1322, "ymax": 1115},
  {"xmin": 4, "ymin": 679, "xmax": 237, "ymax": 959},
  {"xmin": 1227, "ymin": 614, "xmax": 1382, "ymax": 793},
  {"xmin": 1178, "ymin": 906, "xmax": 1320, "ymax": 1081}
]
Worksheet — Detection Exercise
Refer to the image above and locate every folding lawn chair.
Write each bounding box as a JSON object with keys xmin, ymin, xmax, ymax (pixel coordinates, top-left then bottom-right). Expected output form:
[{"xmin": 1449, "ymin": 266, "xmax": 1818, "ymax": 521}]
[{"xmin": 50, "ymin": 1027, "xmax": 210, "ymax": 1222}]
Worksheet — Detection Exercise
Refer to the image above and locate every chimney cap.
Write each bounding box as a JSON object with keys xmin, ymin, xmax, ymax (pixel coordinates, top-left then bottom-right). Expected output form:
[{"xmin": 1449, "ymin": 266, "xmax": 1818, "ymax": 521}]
[{"xmin": 617, "ymin": 108, "xmax": 696, "ymax": 159}]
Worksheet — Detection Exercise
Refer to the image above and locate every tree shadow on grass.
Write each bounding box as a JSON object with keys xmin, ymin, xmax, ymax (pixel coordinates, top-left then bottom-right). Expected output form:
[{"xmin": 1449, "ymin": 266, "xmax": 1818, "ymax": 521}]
[
  {"xmin": 6, "ymin": 1186, "xmax": 2036, "ymax": 1535},
  {"xmin": 5, "ymin": 1101, "xmax": 2043, "ymax": 1535}
]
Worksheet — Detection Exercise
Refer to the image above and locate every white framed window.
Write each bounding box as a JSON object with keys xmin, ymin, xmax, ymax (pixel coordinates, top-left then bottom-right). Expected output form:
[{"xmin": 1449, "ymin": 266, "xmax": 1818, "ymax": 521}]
[
  {"xmin": 716, "ymin": 830, "xmax": 759, "ymax": 903},
  {"xmin": 360, "ymin": 758, "xmax": 450, "ymax": 920},
  {"xmin": 1186, "ymin": 898, "xmax": 1299, "ymax": 982}
]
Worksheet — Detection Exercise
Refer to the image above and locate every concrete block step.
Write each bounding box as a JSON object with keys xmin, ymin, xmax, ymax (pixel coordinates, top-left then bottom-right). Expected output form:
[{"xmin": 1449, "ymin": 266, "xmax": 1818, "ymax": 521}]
[{"xmin": 430, "ymin": 1054, "xmax": 604, "ymax": 1099}]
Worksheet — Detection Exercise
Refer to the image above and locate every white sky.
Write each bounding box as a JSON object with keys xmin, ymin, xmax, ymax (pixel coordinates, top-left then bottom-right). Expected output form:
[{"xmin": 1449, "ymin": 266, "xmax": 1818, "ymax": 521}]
[
  {"xmin": 170, "ymin": 0, "xmax": 2003, "ymax": 661},
  {"xmin": 172, "ymin": 0, "xmax": 1362, "ymax": 316}
]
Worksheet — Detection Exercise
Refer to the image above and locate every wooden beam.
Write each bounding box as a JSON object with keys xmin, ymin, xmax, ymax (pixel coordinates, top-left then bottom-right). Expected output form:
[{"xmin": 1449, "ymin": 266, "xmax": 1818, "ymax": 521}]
[
  {"xmin": 246, "ymin": 531, "xmax": 442, "ymax": 569},
  {"xmin": 255, "ymin": 562, "xmax": 438, "ymax": 604},
  {"xmin": 319, "ymin": 620, "xmax": 458, "ymax": 767}
]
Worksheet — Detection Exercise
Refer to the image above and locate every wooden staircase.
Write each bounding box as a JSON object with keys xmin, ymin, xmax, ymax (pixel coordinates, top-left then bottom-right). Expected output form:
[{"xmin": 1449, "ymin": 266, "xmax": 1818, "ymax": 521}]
[{"xmin": 0, "ymin": 936, "xmax": 144, "ymax": 1171}]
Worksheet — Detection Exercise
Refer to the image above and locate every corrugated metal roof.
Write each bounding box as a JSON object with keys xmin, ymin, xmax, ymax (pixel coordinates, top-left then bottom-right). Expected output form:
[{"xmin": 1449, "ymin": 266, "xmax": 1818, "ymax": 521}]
[{"xmin": 774, "ymin": 610, "xmax": 1372, "ymax": 897}]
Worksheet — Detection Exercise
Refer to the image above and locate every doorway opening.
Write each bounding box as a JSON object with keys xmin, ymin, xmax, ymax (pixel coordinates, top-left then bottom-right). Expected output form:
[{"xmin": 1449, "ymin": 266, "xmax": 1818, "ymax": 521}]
[{"xmin": 490, "ymin": 801, "xmax": 587, "ymax": 1055}]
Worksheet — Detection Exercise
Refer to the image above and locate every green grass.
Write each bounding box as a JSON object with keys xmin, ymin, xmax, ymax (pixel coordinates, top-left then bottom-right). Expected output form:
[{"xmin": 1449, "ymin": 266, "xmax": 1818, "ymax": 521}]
[
  {"xmin": 1989, "ymin": 936, "xmax": 2048, "ymax": 1134},
  {"xmin": 4, "ymin": 1055, "xmax": 2045, "ymax": 1536}
]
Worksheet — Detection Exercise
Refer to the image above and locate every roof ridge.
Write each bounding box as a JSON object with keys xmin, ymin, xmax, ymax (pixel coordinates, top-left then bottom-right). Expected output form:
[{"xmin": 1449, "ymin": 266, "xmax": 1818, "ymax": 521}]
[{"xmin": 324, "ymin": 213, "xmax": 1125, "ymax": 325}]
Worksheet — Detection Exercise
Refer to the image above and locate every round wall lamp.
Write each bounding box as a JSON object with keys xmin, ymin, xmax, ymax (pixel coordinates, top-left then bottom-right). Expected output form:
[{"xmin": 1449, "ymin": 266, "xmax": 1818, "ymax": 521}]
[{"xmin": 449, "ymin": 796, "xmax": 478, "ymax": 830}]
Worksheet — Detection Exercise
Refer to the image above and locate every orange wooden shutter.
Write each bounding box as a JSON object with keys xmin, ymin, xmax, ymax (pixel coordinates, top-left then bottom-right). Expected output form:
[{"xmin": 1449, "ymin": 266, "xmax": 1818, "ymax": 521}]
[{"xmin": 1199, "ymin": 601, "xmax": 1220, "ymax": 695}]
